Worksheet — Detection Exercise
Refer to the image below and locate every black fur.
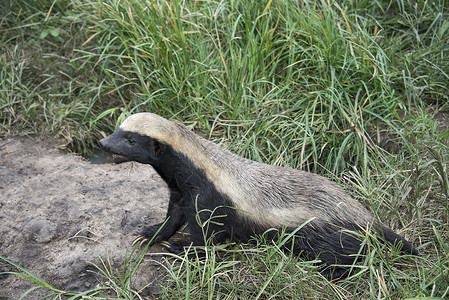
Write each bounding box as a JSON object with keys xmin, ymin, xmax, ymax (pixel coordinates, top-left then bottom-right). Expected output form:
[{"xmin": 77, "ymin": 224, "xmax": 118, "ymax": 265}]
[{"xmin": 99, "ymin": 124, "xmax": 418, "ymax": 280}]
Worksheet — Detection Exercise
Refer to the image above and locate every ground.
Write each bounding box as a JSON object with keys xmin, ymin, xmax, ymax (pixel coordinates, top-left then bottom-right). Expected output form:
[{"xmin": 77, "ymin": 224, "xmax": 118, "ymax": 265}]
[{"xmin": 0, "ymin": 136, "xmax": 170, "ymax": 299}]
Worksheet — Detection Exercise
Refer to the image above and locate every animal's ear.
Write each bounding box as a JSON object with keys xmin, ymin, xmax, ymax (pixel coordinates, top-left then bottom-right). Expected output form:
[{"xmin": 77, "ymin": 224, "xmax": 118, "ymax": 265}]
[{"xmin": 153, "ymin": 140, "xmax": 161, "ymax": 156}]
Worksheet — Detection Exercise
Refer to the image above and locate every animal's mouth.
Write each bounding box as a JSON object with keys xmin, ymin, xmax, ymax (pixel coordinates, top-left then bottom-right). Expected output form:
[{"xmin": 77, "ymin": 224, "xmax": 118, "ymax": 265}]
[{"xmin": 111, "ymin": 154, "xmax": 130, "ymax": 164}]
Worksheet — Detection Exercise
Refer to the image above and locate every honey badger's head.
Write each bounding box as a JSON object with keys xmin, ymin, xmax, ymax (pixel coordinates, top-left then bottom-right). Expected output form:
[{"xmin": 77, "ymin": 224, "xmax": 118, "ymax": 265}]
[
  {"xmin": 99, "ymin": 113, "xmax": 173, "ymax": 164},
  {"xmin": 99, "ymin": 128, "xmax": 161, "ymax": 164}
]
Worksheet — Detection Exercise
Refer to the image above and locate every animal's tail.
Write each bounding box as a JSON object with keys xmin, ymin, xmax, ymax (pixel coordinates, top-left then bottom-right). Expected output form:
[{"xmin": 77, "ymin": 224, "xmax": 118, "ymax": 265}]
[{"xmin": 380, "ymin": 224, "xmax": 419, "ymax": 255}]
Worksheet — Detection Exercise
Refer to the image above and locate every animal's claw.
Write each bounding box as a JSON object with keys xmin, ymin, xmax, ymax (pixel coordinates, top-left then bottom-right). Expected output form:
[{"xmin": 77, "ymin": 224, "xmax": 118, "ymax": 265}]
[
  {"xmin": 132, "ymin": 235, "xmax": 149, "ymax": 247},
  {"xmin": 159, "ymin": 241, "xmax": 171, "ymax": 249}
]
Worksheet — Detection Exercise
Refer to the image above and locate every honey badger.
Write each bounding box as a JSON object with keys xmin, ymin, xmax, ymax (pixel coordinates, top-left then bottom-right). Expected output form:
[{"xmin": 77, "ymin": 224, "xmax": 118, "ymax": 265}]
[{"xmin": 99, "ymin": 112, "xmax": 418, "ymax": 279}]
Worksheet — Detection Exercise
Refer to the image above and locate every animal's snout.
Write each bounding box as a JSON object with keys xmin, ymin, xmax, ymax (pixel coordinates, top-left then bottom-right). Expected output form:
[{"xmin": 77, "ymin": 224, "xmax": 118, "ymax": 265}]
[{"xmin": 99, "ymin": 138, "xmax": 110, "ymax": 152}]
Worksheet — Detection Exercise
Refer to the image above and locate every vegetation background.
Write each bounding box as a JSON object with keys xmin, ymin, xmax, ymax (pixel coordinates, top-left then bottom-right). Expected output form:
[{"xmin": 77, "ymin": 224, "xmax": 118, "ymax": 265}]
[{"xmin": 1, "ymin": 0, "xmax": 448, "ymax": 298}]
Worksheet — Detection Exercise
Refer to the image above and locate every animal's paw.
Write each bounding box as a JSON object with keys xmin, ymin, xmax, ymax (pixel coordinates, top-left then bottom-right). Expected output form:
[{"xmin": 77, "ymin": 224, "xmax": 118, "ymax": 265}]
[
  {"xmin": 160, "ymin": 241, "xmax": 207, "ymax": 259},
  {"xmin": 132, "ymin": 224, "xmax": 166, "ymax": 247},
  {"xmin": 142, "ymin": 224, "xmax": 164, "ymax": 238},
  {"xmin": 320, "ymin": 266, "xmax": 350, "ymax": 281},
  {"xmin": 160, "ymin": 241, "xmax": 187, "ymax": 254}
]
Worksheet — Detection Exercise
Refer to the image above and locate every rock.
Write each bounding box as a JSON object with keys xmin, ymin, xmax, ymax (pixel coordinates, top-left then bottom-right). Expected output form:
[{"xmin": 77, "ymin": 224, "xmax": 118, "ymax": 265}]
[{"xmin": 24, "ymin": 218, "xmax": 57, "ymax": 243}]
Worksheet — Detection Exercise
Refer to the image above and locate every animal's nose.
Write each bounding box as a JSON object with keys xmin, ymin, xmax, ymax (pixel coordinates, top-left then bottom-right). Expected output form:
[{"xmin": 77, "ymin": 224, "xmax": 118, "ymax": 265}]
[{"xmin": 99, "ymin": 138, "xmax": 109, "ymax": 151}]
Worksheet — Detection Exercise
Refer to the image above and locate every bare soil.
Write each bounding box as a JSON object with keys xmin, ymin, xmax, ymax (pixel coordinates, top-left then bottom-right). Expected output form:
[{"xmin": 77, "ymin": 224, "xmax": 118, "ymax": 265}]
[{"xmin": 0, "ymin": 136, "xmax": 170, "ymax": 299}]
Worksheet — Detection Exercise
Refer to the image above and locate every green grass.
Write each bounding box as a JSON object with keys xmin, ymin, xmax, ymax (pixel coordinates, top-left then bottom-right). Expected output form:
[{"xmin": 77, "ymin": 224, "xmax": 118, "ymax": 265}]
[{"xmin": 1, "ymin": 0, "xmax": 448, "ymax": 298}]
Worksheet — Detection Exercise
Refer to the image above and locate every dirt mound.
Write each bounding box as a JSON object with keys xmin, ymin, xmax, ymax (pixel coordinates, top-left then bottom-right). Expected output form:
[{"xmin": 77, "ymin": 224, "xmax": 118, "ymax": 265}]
[{"xmin": 0, "ymin": 136, "xmax": 169, "ymax": 298}]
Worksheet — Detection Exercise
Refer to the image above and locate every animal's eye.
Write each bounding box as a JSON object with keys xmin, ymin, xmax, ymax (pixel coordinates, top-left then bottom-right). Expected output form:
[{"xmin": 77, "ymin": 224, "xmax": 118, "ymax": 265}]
[{"xmin": 127, "ymin": 138, "xmax": 136, "ymax": 145}]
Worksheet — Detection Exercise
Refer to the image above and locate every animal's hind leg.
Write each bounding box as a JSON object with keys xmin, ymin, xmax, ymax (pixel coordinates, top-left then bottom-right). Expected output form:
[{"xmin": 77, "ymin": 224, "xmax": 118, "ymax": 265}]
[{"xmin": 286, "ymin": 223, "xmax": 364, "ymax": 280}]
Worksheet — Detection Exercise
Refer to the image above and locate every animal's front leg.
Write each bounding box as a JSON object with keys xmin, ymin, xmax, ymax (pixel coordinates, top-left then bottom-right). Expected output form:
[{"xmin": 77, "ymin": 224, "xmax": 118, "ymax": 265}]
[
  {"xmin": 164, "ymin": 190, "xmax": 231, "ymax": 254},
  {"xmin": 133, "ymin": 190, "xmax": 186, "ymax": 246}
]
